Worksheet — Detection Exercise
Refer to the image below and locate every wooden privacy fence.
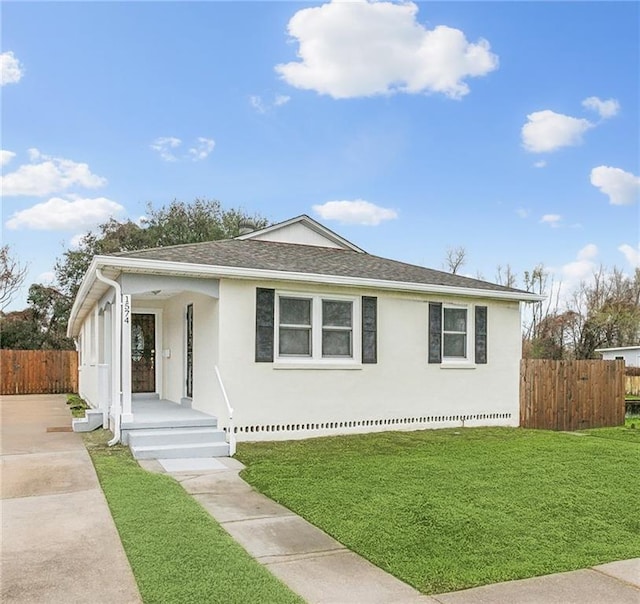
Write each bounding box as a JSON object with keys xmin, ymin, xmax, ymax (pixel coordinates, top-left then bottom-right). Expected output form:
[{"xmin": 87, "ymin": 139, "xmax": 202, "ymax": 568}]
[
  {"xmin": 520, "ymin": 359, "xmax": 625, "ymax": 430},
  {"xmin": 0, "ymin": 350, "xmax": 78, "ymax": 395},
  {"xmin": 625, "ymin": 376, "xmax": 640, "ymax": 396}
]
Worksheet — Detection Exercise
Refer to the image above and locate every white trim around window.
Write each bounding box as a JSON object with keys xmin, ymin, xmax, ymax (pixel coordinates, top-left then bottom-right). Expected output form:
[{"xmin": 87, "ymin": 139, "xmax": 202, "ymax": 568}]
[
  {"xmin": 442, "ymin": 303, "xmax": 474, "ymax": 364},
  {"xmin": 274, "ymin": 292, "xmax": 361, "ymax": 365}
]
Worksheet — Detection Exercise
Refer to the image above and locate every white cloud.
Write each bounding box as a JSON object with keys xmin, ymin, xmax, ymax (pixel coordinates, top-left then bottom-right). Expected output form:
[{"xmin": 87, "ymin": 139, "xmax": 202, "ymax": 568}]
[
  {"xmin": 522, "ymin": 110, "xmax": 593, "ymax": 153},
  {"xmin": 5, "ymin": 196, "xmax": 125, "ymax": 231},
  {"xmin": 618, "ymin": 244, "xmax": 640, "ymax": 268},
  {"xmin": 582, "ymin": 96, "xmax": 620, "ymax": 119},
  {"xmin": 150, "ymin": 137, "xmax": 182, "ymax": 162},
  {"xmin": 36, "ymin": 271, "xmax": 55, "ymax": 284},
  {"xmin": 577, "ymin": 243, "xmax": 598, "ymax": 261},
  {"xmin": 274, "ymin": 94, "xmax": 291, "ymax": 106},
  {"xmin": 590, "ymin": 165, "xmax": 640, "ymax": 205},
  {"xmin": 540, "ymin": 214, "xmax": 562, "ymax": 228},
  {"xmin": 533, "ymin": 160, "xmax": 547, "ymax": 168},
  {"xmin": 151, "ymin": 136, "xmax": 214, "ymax": 161},
  {"xmin": 250, "ymin": 95, "xmax": 267, "ymax": 114},
  {"xmin": 250, "ymin": 94, "xmax": 291, "ymax": 113},
  {"xmin": 188, "ymin": 137, "xmax": 215, "ymax": 161},
  {"xmin": 1, "ymin": 51, "xmax": 24, "ymax": 86},
  {"xmin": 69, "ymin": 233, "xmax": 86, "ymax": 249},
  {"xmin": 312, "ymin": 199, "xmax": 398, "ymax": 225},
  {"xmin": 562, "ymin": 244, "xmax": 599, "ymax": 281},
  {"xmin": 276, "ymin": 0, "xmax": 498, "ymax": 100},
  {"xmin": 0, "ymin": 149, "xmax": 16, "ymax": 167},
  {"xmin": 0, "ymin": 149, "xmax": 107, "ymax": 197}
]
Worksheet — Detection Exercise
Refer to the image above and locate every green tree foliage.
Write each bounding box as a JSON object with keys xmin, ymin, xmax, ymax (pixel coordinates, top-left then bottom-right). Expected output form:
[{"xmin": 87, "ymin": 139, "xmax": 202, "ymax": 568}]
[
  {"xmin": 54, "ymin": 199, "xmax": 267, "ymax": 299},
  {"xmin": 0, "ymin": 284, "xmax": 75, "ymax": 349}
]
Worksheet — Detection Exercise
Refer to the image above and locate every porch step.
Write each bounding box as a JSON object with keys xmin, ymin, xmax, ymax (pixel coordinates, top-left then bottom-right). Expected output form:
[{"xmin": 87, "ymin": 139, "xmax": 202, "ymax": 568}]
[
  {"xmin": 72, "ymin": 409, "xmax": 104, "ymax": 433},
  {"xmin": 128, "ymin": 427, "xmax": 227, "ymax": 447},
  {"xmin": 130, "ymin": 441, "xmax": 230, "ymax": 460}
]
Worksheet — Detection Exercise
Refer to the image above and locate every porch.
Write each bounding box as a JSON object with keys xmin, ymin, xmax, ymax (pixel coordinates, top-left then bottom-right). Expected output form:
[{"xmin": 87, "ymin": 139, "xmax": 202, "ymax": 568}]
[{"xmin": 120, "ymin": 397, "xmax": 230, "ymax": 460}]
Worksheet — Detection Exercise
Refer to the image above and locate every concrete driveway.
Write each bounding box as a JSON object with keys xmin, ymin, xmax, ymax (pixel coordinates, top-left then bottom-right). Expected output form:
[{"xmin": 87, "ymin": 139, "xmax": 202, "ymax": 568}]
[{"xmin": 1, "ymin": 394, "xmax": 141, "ymax": 604}]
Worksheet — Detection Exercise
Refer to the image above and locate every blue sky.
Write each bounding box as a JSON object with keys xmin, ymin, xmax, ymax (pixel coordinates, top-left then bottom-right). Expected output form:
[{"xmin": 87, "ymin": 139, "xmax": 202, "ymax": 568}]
[{"xmin": 2, "ymin": 0, "xmax": 638, "ymax": 310}]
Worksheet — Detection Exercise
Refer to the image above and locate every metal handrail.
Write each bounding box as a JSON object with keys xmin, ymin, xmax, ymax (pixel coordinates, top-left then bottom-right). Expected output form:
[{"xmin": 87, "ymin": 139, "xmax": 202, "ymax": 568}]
[{"xmin": 214, "ymin": 365, "xmax": 236, "ymax": 456}]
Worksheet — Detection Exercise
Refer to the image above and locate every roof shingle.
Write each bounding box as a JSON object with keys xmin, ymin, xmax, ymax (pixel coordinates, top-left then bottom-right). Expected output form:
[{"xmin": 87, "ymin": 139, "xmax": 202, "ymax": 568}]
[{"xmin": 114, "ymin": 239, "xmax": 527, "ymax": 294}]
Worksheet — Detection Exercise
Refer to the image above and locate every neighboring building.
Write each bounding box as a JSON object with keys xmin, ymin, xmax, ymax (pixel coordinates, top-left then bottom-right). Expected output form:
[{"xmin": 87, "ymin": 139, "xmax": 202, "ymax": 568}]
[
  {"xmin": 595, "ymin": 346, "xmax": 640, "ymax": 367},
  {"xmin": 67, "ymin": 215, "xmax": 543, "ymax": 459}
]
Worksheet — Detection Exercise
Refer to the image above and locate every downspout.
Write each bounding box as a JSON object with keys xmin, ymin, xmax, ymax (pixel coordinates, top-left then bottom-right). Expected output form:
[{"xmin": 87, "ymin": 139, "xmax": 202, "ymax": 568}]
[{"xmin": 95, "ymin": 268, "xmax": 122, "ymax": 446}]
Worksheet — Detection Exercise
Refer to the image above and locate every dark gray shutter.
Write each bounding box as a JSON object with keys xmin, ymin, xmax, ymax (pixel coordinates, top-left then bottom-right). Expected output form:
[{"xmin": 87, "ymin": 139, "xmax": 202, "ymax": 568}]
[
  {"xmin": 428, "ymin": 303, "xmax": 442, "ymax": 364},
  {"xmin": 255, "ymin": 288, "xmax": 275, "ymax": 362},
  {"xmin": 475, "ymin": 305, "xmax": 487, "ymax": 364},
  {"xmin": 362, "ymin": 296, "xmax": 377, "ymax": 364}
]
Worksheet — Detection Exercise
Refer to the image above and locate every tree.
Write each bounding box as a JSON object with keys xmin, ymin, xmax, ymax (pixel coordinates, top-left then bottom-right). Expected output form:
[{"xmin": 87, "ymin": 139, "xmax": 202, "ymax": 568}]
[
  {"xmin": 54, "ymin": 198, "xmax": 268, "ymax": 300},
  {"xmin": 0, "ymin": 245, "xmax": 28, "ymax": 309},
  {"xmin": 521, "ymin": 264, "xmax": 563, "ymax": 359},
  {"xmin": 496, "ymin": 264, "xmax": 517, "ymax": 288},
  {"xmin": 566, "ymin": 266, "xmax": 640, "ymax": 359},
  {"xmin": 443, "ymin": 246, "xmax": 466, "ymax": 274},
  {"xmin": 0, "ymin": 308, "xmax": 43, "ymax": 349}
]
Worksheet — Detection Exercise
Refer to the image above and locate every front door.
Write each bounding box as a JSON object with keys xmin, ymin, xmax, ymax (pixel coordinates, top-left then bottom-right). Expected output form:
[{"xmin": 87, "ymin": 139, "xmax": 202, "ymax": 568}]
[{"xmin": 131, "ymin": 313, "xmax": 156, "ymax": 393}]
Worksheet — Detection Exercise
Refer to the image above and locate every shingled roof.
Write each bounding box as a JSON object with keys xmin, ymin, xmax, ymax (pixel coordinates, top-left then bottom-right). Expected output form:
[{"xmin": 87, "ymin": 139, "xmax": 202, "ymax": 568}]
[{"xmin": 114, "ymin": 238, "xmax": 527, "ymax": 295}]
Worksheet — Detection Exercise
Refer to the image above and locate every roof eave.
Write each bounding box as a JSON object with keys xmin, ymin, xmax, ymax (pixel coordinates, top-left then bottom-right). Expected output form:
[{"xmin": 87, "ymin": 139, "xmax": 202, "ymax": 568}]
[{"xmin": 90, "ymin": 255, "xmax": 545, "ymax": 302}]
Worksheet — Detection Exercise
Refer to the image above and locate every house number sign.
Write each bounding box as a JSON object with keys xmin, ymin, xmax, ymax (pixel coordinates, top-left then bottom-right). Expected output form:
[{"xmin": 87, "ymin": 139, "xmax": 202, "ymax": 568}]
[{"xmin": 123, "ymin": 295, "xmax": 131, "ymax": 324}]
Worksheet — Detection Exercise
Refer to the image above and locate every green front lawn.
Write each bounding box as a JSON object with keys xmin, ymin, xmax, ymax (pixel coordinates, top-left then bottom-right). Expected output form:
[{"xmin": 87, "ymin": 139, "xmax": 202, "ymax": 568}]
[
  {"xmin": 236, "ymin": 427, "xmax": 640, "ymax": 595},
  {"xmin": 84, "ymin": 431, "xmax": 302, "ymax": 604}
]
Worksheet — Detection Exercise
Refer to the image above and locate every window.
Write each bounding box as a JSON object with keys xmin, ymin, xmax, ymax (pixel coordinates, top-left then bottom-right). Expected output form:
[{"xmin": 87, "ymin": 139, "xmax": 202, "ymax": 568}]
[
  {"xmin": 429, "ymin": 302, "xmax": 486, "ymax": 365},
  {"xmin": 279, "ymin": 297, "xmax": 312, "ymax": 356},
  {"xmin": 443, "ymin": 307, "xmax": 467, "ymax": 359},
  {"xmin": 322, "ymin": 300, "xmax": 353, "ymax": 357},
  {"xmin": 276, "ymin": 294, "xmax": 355, "ymax": 361},
  {"xmin": 256, "ymin": 288, "xmax": 377, "ymax": 365}
]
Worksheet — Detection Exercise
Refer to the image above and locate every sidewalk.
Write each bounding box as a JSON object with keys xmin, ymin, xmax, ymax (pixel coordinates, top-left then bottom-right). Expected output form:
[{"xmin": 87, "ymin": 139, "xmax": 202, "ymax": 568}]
[
  {"xmin": 1, "ymin": 394, "xmax": 141, "ymax": 604},
  {"xmin": 143, "ymin": 456, "xmax": 640, "ymax": 604}
]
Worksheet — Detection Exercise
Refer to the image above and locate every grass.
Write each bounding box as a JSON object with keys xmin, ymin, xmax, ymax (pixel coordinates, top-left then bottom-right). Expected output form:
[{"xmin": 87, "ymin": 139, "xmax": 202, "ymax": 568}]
[
  {"xmin": 236, "ymin": 426, "xmax": 640, "ymax": 595},
  {"xmin": 66, "ymin": 393, "xmax": 89, "ymax": 418},
  {"xmin": 83, "ymin": 430, "xmax": 303, "ymax": 604}
]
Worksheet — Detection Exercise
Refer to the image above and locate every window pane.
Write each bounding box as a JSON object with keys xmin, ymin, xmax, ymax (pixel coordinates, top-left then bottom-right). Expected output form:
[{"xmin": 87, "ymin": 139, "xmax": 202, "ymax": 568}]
[
  {"xmin": 279, "ymin": 328, "xmax": 311, "ymax": 355},
  {"xmin": 443, "ymin": 333, "xmax": 466, "ymax": 358},
  {"xmin": 280, "ymin": 298, "xmax": 311, "ymax": 325},
  {"xmin": 322, "ymin": 330, "xmax": 352, "ymax": 357},
  {"xmin": 322, "ymin": 300, "xmax": 352, "ymax": 327},
  {"xmin": 444, "ymin": 308, "xmax": 467, "ymax": 332}
]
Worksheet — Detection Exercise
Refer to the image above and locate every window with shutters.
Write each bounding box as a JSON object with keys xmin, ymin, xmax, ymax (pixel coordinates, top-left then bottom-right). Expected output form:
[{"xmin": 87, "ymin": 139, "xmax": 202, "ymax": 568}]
[
  {"xmin": 256, "ymin": 288, "xmax": 377, "ymax": 365},
  {"xmin": 429, "ymin": 302, "xmax": 487, "ymax": 365}
]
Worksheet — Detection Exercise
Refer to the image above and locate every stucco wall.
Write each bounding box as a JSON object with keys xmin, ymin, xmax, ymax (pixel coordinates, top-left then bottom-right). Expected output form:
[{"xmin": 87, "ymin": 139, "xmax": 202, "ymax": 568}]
[
  {"xmin": 151, "ymin": 292, "xmax": 222, "ymax": 415},
  {"xmin": 214, "ymin": 278, "xmax": 523, "ymax": 441}
]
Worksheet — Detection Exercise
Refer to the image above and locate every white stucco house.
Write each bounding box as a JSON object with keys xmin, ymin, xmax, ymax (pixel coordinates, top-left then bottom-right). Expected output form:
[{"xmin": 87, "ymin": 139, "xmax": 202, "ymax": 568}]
[
  {"xmin": 67, "ymin": 215, "xmax": 543, "ymax": 459},
  {"xmin": 595, "ymin": 346, "xmax": 640, "ymax": 367}
]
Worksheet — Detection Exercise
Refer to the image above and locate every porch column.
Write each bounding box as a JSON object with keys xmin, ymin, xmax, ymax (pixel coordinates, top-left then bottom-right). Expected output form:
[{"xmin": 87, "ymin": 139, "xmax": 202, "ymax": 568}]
[{"xmin": 121, "ymin": 294, "xmax": 133, "ymax": 423}]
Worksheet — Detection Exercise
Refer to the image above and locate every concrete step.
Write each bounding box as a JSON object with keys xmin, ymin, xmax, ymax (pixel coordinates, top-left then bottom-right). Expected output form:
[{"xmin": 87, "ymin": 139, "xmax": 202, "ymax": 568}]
[
  {"xmin": 128, "ymin": 427, "xmax": 227, "ymax": 447},
  {"xmin": 130, "ymin": 441, "xmax": 230, "ymax": 459},
  {"xmin": 72, "ymin": 409, "xmax": 104, "ymax": 433}
]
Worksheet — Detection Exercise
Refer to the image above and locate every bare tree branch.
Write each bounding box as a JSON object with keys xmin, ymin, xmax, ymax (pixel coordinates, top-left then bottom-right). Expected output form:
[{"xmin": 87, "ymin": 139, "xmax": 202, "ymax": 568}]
[
  {"xmin": 444, "ymin": 246, "xmax": 466, "ymax": 275},
  {"xmin": 0, "ymin": 245, "xmax": 28, "ymax": 310}
]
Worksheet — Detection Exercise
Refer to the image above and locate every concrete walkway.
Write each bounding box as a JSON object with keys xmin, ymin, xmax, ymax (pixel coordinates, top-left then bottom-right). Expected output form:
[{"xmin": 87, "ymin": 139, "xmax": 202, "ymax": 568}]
[
  {"xmin": 1, "ymin": 394, "xmax": 141, "ymax": 604},
  {"xmin": 141, "ymin": 457, "xmax": 640, "ymax": 604}
]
